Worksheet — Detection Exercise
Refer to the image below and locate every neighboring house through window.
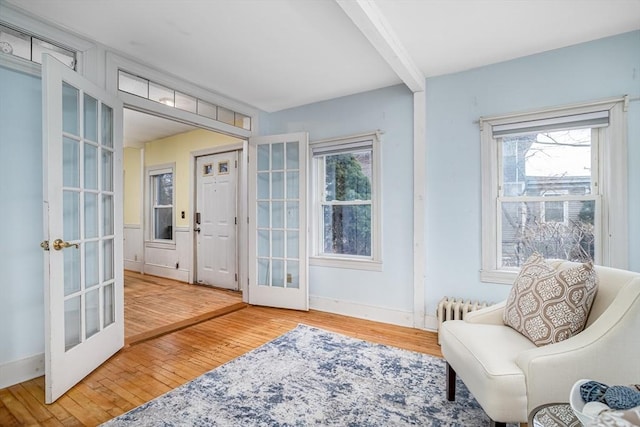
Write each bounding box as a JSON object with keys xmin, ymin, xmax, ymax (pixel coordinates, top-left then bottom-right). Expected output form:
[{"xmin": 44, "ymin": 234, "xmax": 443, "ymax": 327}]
[
  {"xmin": 310, "ymin": 132, "xmax": 382, "ymax": 271},
  {"xmin": 480, "ymin": 98, "xmax": 628, "ymax": 284},
  {"xmin": 148, "ymin": 165, "xmax": 174, "ymax": 242}
]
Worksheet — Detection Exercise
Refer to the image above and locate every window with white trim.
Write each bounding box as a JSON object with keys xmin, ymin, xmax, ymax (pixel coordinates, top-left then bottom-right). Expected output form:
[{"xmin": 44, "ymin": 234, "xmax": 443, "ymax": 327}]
[
  {"xmin": 311, "ymin": 133, "xmax": 381, "ymax": 270},
  {"xmin": 148, "ymin": 166, "xmax": 174, "ymax": 242},
  {"xmin": 480, "ymin": 99, "xmax": 628, "ymax": 284}
]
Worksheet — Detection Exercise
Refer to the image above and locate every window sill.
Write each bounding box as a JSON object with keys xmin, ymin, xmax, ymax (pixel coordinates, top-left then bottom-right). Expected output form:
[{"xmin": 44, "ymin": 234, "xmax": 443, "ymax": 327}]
[
  {"xmin": 310, "ymin": 256, "xmax": 382, "ymax": 272},
  {"xmin": 479, "ymin": 269, "xmax": 518, "ymax": 285}
]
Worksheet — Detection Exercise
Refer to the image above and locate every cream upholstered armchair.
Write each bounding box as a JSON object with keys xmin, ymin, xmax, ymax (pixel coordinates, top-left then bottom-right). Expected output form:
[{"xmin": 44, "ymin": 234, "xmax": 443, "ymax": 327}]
[{"xmin": 439, "ymin": 262, "xmax": 640, "ymax": 427}]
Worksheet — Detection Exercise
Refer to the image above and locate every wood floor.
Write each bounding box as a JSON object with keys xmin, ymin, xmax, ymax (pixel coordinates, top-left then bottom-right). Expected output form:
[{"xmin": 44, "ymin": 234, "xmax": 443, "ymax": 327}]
[
  {"xmin": 0, "ymin": 275, "xmax": 441, "ymax": 427},
  {"xmin": 124, "ymin": 270, "xmax": 246, "ymax": 345}
]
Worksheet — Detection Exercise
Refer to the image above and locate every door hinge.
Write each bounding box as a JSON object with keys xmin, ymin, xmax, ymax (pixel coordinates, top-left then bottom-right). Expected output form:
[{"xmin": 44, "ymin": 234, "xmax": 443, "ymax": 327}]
[
  {"xmin": 235, "ymin": 160, "xmax": 238, "ymax": 168},
  {"xmin": 235, "ymin": 273, "xmax": 238, "ymax": 282},
  {"xmin": 235, "ymin": 217, "xmax": 237, "ymax": 225},
  {"xmin": 40, "ymin": 240, "xmax": 49, "ymax": 251},
  {"xmin": 247, "ymin": 216, "xmax": 250, "ymax": 224}
]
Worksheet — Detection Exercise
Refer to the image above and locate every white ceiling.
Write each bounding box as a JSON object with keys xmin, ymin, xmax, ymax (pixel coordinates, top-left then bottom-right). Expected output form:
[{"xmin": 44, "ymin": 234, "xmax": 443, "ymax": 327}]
[
  {"xmin": 123, "ymin": 109, "xmax": 198, "ymax": 147},
  {"xmin": 7, "ymin": 0, "xmax": 640, "ymax": 113},
  {"xmin": 5, "ymin": 0, "xmax": 640, "ymax": 143}
]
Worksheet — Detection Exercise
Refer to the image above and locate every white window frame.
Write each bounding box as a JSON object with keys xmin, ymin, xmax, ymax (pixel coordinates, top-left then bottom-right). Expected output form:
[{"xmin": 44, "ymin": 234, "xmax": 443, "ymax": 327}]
[
  {"xmin": 310, "ymin": 132, "xmax": 382, "ymax": 271},
  {"xmin": 146, "ymin": 164, "xmax": 175, "ymax": 246},
  {"xmin": 480, "ymin": 97, "xmax": 628, "ymax": 284}
]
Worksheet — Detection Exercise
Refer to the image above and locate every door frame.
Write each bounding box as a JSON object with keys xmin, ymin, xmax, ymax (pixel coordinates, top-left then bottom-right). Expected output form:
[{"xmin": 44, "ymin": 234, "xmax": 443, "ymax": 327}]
[{"xmin": 189, "ymin": 143, "xmax": 248, "ymax": 297}]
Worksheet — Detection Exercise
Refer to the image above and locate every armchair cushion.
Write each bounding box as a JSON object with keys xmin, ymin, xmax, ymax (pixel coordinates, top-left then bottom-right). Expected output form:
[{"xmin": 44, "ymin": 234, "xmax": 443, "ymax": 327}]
[{"xmin": 503, "ymin": 253, "xmax": 598, "ymax": 346}]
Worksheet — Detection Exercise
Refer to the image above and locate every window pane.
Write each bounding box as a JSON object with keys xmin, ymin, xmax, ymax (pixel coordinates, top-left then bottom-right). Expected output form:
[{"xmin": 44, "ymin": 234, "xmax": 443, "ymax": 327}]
[
  {"xmin": 84, "ymin": 143, "xmax": 98, "ymax": 190},
  {"xmin": 118, "ymin": 71, "xmax": 148, "ymax": 98},
  {"xmin": 85, "ymin": 289, "xmax": 100, "ymax": 339},
  {"xmin": 149, "ymin": 82, "xmax": 174, "ymax": 106},
  {"xmin": 62, "ymin": 83, "xmax": 79, "ymax": 136},
  {"xmin": 154, "ymin": 207, "xmax": 173, "ymax": 240},
  {"xmin": 84, "ymin": 94, "xmax": 98, "ymax": 142},
  {"xmin": 218, "ymin": 106, "xmax": 235, "ymax": 126},
  {"xmin": 102, "ymin": 150, "xmax": 113, "ymax": 191},
  {"xmin": 84, "ymin": 192, "xmax": 98, "ymax": 239},
  {"xmin": 0, "ymin": 25, "xmax": 31, "ymax": 61},
  {"xmin": 103, "ymin": 238, "xmax": 114, "ymax": 281},
  {"xmin": 154, "ymin": 173, "xmax": 173, "ymax": 205},
  {"xmin": 500, "ymin": 200, "xmax": 595, "ymax": 267},
  {"xmin": 85, "ymin": 241, "xmax": 99, "ymax": 288},
  {"xmin": 101, "ymin": 104, "xmax": 113, "ymax": 148},
  {"xmin": 322, "ymin": 204, "xmax": 371, "ymax": 256},
  {"xmin": 324, "ymin": 151, "xmax": 372, "ymax": 201},
  {"xmin": 502, "ymin": 129, "xmax": 592, "ymax": 197},
  {"xmin": 63, "ymin": 137, "xmax": 79, "ymax": 187},
  {"xmin": 103, "ymin": 283, "xmax": 115, "ymax": 327},
  {"xmin": 64, "ymin": 296, "xmax": 81, "ymax": 351},
  {"xmin": 175, "ymin": 92, "xmax": 197, "ymax": 113},
  {"xmin": 197, "ymin": 100, "xmax": 217, "ymax": 120}
]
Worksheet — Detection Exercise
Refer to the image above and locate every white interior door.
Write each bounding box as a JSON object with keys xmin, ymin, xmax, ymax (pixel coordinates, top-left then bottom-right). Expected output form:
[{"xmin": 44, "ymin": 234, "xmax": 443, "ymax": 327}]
[
  {"xmin": 196, "ymin": 151, "xmax": 238, "ymax": 290},
  {"xmin": 42, "ymin": 55, "xmax": 124, "ymax": 403},
  {"xmin": 248, "ymin": 133, "xmax": 308, "ymax": 310}
]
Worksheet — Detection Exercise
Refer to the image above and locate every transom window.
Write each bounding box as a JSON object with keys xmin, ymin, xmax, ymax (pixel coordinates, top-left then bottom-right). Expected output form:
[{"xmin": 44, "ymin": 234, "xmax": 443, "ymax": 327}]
[
  {"xmin": 480, "ymin": 99, "xmax": 628, "ymax": 283},
  {"xmin": 311, "ymin": 133, "xmax": 381, "ymax": 270},
  {"xmin": 0, "ymin": 24, "xmax": 76, "ymax": 69}
]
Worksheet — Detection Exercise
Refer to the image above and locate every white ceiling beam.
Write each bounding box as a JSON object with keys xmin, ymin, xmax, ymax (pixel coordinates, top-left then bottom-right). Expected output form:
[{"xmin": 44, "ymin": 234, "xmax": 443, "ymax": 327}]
[{"xmin": 336, "ymin": 0, "xmax": 425, "ymax": 93}]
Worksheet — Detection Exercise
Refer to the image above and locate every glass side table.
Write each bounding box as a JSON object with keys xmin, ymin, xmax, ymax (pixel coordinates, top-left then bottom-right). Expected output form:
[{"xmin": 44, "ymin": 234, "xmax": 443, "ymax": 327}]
[{"xmin": 529, "ymin": 403, "xmax": 582, "ymax": 427}]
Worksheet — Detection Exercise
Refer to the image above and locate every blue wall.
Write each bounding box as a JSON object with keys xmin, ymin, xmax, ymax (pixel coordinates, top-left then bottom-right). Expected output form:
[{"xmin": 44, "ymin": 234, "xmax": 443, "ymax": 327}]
[
  {"xmin": 0, "ymin": 64, "xmax": 44, "ymax": 365},
  {"xmin": 263, "ymin": 84, "xmax": 416, "ymax": 316},
  {"xmin": 424, "ymin": 30, "xmax": 640, "ymax": 314}
]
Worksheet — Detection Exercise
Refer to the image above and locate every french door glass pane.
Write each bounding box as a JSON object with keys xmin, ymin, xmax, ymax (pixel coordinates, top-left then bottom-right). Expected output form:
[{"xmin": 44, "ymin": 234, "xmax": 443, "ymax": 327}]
[
  {"xmin": 287, "ymin": 261, "xmax": 299, "ymax": 289},
  {"xmin": 83, "ymin": 94, "xmax": 98, "ymax": 142},
  {"xmin": 62, "ymin": 82, "xmax": 79, "ymax": 136},
  {"xmin": 286, "ymin": 171, "xmax": 299, "ymax": 198},
  {"xmin": 84, "ymin": 193, "xmax": 98, "ymax": 239},
  {"xmin": 101, "ymin": 104, "xmax": 113, "ymax": 148},
  {"xmin": 85, "ymin": 241, "xmax": 99, "ymax": 288},
  {"xmin": 272, "ymin": 202, "xmax": 284, "ymax": 228},
  {"xmin": 103, "ymin": 283, "xmax": 114, "ymax": 327},
  {"xmin": 257, "ymin": 259, "xmax": 269, "ymax": 286},
  {"xmin": 63, "ymin": 137, "xmax": 79, "ymax": 187},
  {"xmin": 272, "ymin": 143, "xmax": 284, "ymax": 169},
  {"xmin": 63, "ymin": 246, "xmax": 80, "ymax": 296},
  {"xmin": 272, "ymin": 172, "xmax": 284, "ymax": 199},
  {"xmin": 103, "ymin": 194, "xmax": 114, "ymax": 236},
  {"xmin": 85, "ymin": 288, "xmax": 100, "ymax": 339},
  {"xmin": 257, "ymin": 173, "xmax": 269, "ymax": 199},
  {"xmin": 272, "ymin": 259, "xmax": 284, "ymax": 287},
  {"xmin": 103, "ymin": 238, "xmax": 114, "ymax": 281},
  {"xmin": 258, "ymin": 230, "xmax": 269, "ymax": 257},
  {"xmin": 101, "ymin": 150, "xmax": 113, "ymax": 191},
  {"xmin": 63, "ymin": 190, "xmax": 80, "ymax": 241},
  {"xmin": 64, "ymin": 296, "xmax": 81, "ymax": 351},
  {"xmin": 84, "ymin": 143, "xmax": 98, "ymax": 190},
  {"xmin": 272, "ymin": 230, "xmax": 284, "ymax": 257},
  {"xmin": 257, "ymin": 144, "xmax": 269, "ymax": 171},
  {"xmin": 286, "ymin": 202, "xmax": 299, "ymax": 229},
  {"xmin": 257, "ymin": 202, "xmax": 270, "ymax": 228},
  {"xmin": 287, "ymin": 231, "xmax": 299, "ymax": 259},
  {"xmin": 286, "ymin": 142, "xmax": 299, "ymax": 169},
  {"xmin": 500, "ymin": 200, "xmax": 595, "ymax": 267}
]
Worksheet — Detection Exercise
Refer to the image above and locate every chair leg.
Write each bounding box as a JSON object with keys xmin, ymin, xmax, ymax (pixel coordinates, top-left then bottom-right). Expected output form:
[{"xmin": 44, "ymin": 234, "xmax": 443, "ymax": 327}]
[
  {"xmin": 446, "ymin": 362, "xmax": 456, "ymax": 401},
  {"xmin": 489, "ymin": 421, "xmax": 506, "ymax": 427}
]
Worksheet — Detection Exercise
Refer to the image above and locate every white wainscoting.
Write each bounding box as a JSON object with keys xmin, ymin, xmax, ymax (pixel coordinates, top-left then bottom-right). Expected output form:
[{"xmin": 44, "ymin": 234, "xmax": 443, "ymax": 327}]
[
  {"xmin": 142, "ymin": 227, "xmax": 191, "ymax": 282},
  {"xmin": 0, "ymin": 353, "xmax": 44, "ymax": 389},
  {"xmin": 123, "ymin": 224, "xmax": 143, "ymax": 272}
]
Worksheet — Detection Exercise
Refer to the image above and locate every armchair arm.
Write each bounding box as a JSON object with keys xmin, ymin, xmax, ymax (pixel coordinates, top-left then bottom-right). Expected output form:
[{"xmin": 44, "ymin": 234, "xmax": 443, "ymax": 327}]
[
  {"xmin": 464, "ymin": 301, "xmax": 506, "ymax": 325},
  {"xmin": 516, "ymin": 280, "xmax": 640, "ymax": 416}
]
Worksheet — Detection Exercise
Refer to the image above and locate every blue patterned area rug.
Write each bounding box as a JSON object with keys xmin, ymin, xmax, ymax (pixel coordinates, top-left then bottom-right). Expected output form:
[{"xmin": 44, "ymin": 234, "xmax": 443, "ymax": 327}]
[{"xmin": 102, "ymin": 324, "xmax": 492, "ymax": 426}]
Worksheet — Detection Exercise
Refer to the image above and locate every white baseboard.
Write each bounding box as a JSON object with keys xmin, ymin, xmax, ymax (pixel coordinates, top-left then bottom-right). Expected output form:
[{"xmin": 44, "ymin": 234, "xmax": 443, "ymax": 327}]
[
  {"xmin": 424, "ymin": 314, "xmax": 439, "ymax": 332},
  {"xmin": 143, "ymin": 263, "xmax": 190, "ymax": 282},
  {"xmin": 0, "ymin": 353, "xmax": 44, "ymax": 389},
  {"xmin": 124, "ymin": 259, "xmax": 143, "ymax": 272},
  {"xmin": 310, "ymin": 296, "xmax": 414, "ymax": 328}
]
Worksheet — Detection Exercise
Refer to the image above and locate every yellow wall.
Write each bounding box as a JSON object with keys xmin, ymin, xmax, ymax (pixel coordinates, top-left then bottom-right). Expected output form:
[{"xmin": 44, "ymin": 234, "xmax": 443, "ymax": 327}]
[
  {"xmin": 144, "ymin": 129, "xmax": 242, "ymax": 228},
  {"xmin": 123, "ymin": 147, "xmax": 142, "ymax": 225}
]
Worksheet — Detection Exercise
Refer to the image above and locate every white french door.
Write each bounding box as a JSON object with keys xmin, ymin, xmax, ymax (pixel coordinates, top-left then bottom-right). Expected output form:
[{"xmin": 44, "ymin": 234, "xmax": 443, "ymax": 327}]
[
  {"xmin": 248, "ymin": 133, "xmax": 308, "ymax": 310},
  {"xmin": 195, "ymin": 151, "xmax": 238, "ymax": 290},
  {"xmin": 42, "ymin": 55, "xmax": 124, "ymax": 403}
]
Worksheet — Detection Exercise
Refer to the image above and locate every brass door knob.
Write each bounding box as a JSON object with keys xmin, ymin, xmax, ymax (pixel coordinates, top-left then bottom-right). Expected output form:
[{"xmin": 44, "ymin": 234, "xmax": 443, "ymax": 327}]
[{"xmin": 52, "ymin": 239, "xmax": 79, "ymax": 251}]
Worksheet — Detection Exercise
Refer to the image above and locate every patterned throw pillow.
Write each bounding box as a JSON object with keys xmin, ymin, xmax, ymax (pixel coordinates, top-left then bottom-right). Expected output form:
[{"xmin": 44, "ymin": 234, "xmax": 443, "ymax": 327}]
[{"xmin": 503, "ymin": 253, "xmax": 598, "ymax": 346}]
